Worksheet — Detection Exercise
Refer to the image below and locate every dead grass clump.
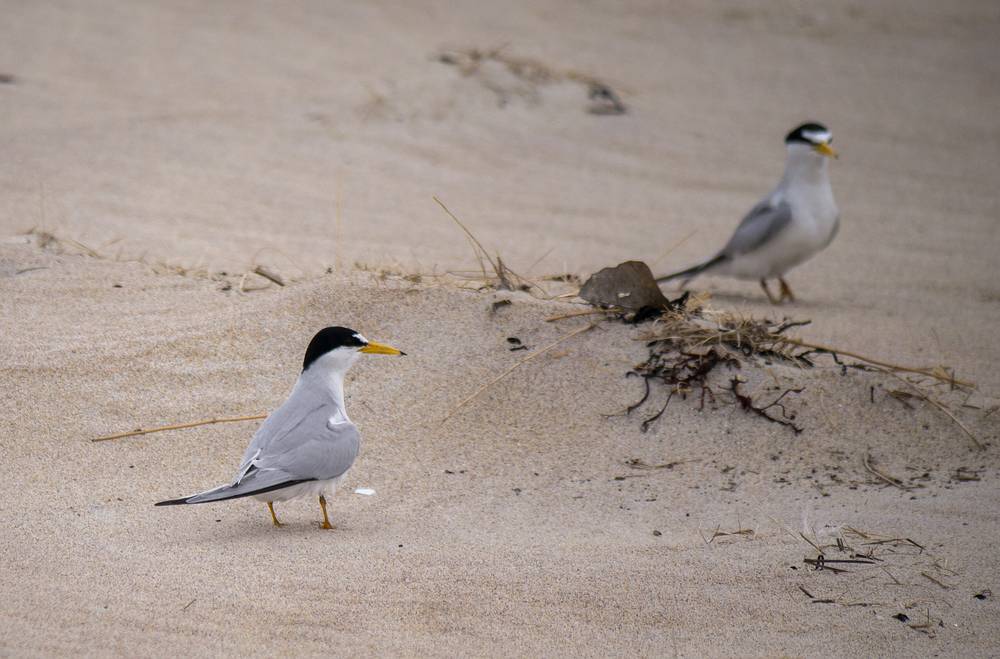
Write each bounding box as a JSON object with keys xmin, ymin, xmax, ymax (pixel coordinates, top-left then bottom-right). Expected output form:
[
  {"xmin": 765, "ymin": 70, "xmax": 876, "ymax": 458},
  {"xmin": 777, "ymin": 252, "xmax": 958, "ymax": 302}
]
[
  {"xmin": 579, "ymin": 290, "xmax": 980, "ymax": 443},
  {"xmin": 789, "ymin": 525, "xmax": 956, "ymax": 637},
  {"xmin": 431, "ymin": 196, "xmax": 580, "ymax": 300},
  {"xmin": 616, "ymin": 298, "xmax": 813, "ymax": 433}
]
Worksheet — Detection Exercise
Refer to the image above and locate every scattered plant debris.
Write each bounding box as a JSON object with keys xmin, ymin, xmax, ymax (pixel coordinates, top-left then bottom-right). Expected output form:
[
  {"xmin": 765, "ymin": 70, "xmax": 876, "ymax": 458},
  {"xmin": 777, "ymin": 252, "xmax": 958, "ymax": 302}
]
[
  {"xmin": 435, "ymin": 46, "xmax": 626, "ymax": 114},
  {"xmin": 561, "ymin": 263, "xmax": 979, "ymax": 440},
  {"xmin": 863, "ymin": 453, "xmax": 912, "ymax": 490},
  {"xmin": 252, "ymin": 264, "xmax": 286, "ymax": 287},
  {"xmin": 727, "ymin": 377, "xmax": 803, "ymax": 433},
  {"xmin": 788, "ymin": 525, "xmax": 956, "ymax": 636},
  {"xmin": 952, "ymin": 467, "xmax": 981, "ymax": 482},
  {"xmin": 92, "ymin": 413, "xmax": 266, "ymax": 443},
  {"xmin": 433, "ymin": 196, "xmax": 547, "ymax": 296},
  {"xmin": 624, "ymin": 458, "xmax": 687, "ymax": 471},
  {"xmin": 804, "ymin": 555, "xmax": 877, "ymax": 572}
]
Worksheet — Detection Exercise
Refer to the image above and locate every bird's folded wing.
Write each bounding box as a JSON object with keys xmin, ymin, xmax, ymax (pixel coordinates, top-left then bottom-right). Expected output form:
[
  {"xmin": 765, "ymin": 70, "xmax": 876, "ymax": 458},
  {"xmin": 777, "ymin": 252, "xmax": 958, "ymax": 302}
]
[
  {"xmin": 722, "ymin": 199, "xmax": 792, "ymax": 256},
  {"xmin": 238, "ymin": 397, "xmax": 324, "ymax": 467},
  {"xmin": 252, "ymin": 412, "xmax": 361, "ymax": 482}
]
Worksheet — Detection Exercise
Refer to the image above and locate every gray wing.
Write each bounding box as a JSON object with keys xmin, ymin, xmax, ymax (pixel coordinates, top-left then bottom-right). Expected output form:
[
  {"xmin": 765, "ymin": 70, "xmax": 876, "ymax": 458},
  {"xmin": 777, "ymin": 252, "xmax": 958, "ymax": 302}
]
[
  {"xmin": 156, "ymin": 413, "xmax": 359, "ymax": 506},
  {"xmin": 156, "ymin": 399, "xmax": 360, "ymax": 506},
  {"xmin": 721, "ymin": 198, "xmax": 793, "ymax": 257},
  {"xmin": 240, "ymin": 404, "xmax": 361, "ymax": 483}
]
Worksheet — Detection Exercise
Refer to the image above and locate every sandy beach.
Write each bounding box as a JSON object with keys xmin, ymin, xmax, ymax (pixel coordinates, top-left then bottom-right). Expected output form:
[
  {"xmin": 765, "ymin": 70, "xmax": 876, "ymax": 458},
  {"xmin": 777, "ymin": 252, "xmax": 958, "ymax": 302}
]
[{"xmin": 2, "ymin": 1, "xmax": 999, "ymax": 656}]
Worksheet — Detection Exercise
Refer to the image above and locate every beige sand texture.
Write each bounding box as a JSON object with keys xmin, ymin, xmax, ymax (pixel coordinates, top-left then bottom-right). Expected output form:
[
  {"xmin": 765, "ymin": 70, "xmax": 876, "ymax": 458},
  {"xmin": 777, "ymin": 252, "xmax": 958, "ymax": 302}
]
[{"xmin": 2, "ymin": 0, "xmax": 1000, "ymax": 656}]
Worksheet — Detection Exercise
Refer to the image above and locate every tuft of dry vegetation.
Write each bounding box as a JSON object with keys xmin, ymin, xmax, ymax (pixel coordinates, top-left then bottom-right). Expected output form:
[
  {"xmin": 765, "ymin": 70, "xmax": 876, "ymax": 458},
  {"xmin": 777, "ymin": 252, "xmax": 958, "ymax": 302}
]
[
  {"xmin": 787, "ymin": 524, "xmax": 961, "ymax": 637},
  {"xmin": 551, "ymin": 283, "xmax": 983, "ymax": 445}
]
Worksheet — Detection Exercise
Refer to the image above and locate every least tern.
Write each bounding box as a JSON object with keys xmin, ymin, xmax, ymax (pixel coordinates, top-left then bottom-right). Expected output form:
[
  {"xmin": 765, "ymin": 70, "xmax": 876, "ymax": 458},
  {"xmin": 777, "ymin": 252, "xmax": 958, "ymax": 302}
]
[
  {"xmin": 156, "ymin": 326, "xmax": 404, "ymax": 528},
  {"xmin": 657, "ymin": 122, "xmax": 840, "ymax": 303}
]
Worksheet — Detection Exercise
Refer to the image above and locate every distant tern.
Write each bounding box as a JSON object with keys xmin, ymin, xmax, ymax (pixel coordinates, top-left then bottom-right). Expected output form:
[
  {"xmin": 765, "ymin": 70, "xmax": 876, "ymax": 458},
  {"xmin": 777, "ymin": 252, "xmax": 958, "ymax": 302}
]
[
  {"xmin": 657, "ymin": 122, "xmax": 840, "ymax": 303},
  {"xmin": 156, "ymin": 326, "xmax": 404, "ymax": 528}
]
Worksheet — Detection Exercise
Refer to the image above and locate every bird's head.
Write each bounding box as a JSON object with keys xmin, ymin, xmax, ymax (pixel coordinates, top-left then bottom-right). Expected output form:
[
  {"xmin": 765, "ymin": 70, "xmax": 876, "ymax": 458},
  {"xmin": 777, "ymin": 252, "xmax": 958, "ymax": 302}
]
[
  {"xmin": 302, "ymin": 326, "xmax": 405, "ymax": 375},
  {"xmin": 785, "ymin": 122, "xmax": 838, "ymax": 159}
]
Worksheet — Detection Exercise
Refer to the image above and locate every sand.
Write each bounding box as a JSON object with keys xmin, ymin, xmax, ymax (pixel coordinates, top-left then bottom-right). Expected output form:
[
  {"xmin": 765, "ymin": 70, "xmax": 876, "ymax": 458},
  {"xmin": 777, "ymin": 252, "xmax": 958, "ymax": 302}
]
[{"xmin": 2, "ymin": 0, "xmax": 999, "ymax": 656}]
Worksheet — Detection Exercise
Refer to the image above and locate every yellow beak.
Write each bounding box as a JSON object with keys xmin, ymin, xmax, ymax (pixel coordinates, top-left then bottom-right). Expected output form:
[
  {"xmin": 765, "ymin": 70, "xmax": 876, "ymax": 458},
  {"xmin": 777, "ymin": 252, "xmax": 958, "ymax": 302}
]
[
  {"xmin": 815, "ymin": 142, "xmax": 839, "ymax": 159},
  {"xmin": 360, "ymin": 341, "xmax": 405, "ymax": 356}
]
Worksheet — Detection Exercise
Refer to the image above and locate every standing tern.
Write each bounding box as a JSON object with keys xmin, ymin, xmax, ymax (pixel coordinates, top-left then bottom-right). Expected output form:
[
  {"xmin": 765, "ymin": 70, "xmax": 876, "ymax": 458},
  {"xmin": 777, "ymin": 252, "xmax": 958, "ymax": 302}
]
[
  {"xmin": 657, "ymin": 122, "xmax": 840, "ymax": 303},
  {"xmin": 156, "ymin": 326, "xmax": 404, "ymax": 529}
]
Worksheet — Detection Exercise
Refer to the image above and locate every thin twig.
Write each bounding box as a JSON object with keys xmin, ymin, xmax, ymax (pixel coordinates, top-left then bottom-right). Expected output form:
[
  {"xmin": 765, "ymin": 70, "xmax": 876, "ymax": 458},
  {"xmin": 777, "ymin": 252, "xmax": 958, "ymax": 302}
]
[
  {"xmin": 863, "ymin": 453, "xmax": 911, "ymax": 490},
  {"xmin": 650, "ymin": 228, "xmax": 698, "ymax": 267},
  {"xmin": 441, "ymin": 323, "xmax": 596, "ymax": 423},
  {"xmin": 886, "ymin": 372, "xmax": 984, "ymax": 450},
  {"xmin": 433, "ymin": 196, "xmax": 498, "ymax": 273},
  {"xmin": 920, "ymin": 571, "xmax": 951, "ymax": 589},
  {"xmin": 92, "ymin": 414, "xmax": 267, "ymax": 442},
  {"xmin": 253, "ymin": 265, "xmax": 286, "ymax": 286},
  {"xmin": 799, "ymin": 532, "xmax": 825, "ymax": 556},
  {"xmin": 780, "ymin": 337, "xmax": 973, "ymax": 388},
  {"xmin": 545, "ymin": 308, "xmax": 613, "ymax": 322}
]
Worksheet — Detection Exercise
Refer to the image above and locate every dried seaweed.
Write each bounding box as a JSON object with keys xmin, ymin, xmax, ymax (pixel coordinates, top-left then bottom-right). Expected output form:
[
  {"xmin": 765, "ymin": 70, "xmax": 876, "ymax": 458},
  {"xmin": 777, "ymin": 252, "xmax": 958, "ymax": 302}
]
[
  {"xmin": 577, "ymin": 287, "xmax": 979, "ymax": 440},
  {"xmin": 727, "ymin": 377, "xmax": 804, "ymax": 434},
  {"xmin": 617, "ymin": 296, "xmax": 811, "ymax": 432}
]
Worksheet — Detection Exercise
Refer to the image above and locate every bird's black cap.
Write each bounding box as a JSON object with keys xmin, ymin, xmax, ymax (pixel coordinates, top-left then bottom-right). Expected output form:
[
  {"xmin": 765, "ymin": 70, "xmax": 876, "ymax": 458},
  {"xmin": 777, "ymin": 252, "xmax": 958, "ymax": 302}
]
[
  {"xmin": 785, "ymin": 122, "xmax": 831, "ymax": 145},
  {"xmin": 302, "ymin": 326, "xmax": 366, "ymax": 371}
]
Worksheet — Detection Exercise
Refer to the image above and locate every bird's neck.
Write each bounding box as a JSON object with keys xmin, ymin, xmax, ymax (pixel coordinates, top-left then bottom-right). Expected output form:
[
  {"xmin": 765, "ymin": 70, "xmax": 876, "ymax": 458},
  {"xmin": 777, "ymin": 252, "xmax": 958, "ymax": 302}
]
[
  {"xmin": 780, "ymin": 151, "xmax": 830, "ymax": 188},
  {"xmin": 297, "ymin": 367, "xmax": 350, "ymax": 421}
]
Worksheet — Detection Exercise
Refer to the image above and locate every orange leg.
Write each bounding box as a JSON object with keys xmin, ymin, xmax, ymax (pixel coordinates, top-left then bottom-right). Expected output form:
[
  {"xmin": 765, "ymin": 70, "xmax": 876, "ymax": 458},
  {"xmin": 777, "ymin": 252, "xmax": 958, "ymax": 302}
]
[
  {"xmin": 759, "ymin": 279, "xmax": 780, "ymax": 304},
  {"xmin": 267, "ymin": 501, "xmax": 283, "ymax": 527},
  {"xmin": 778, "ymin": 277, "xmax": 796, "ymax": 303},
  {"xmin": 318, "ymin": 495, "xmax": 335, "ymax": 530}
]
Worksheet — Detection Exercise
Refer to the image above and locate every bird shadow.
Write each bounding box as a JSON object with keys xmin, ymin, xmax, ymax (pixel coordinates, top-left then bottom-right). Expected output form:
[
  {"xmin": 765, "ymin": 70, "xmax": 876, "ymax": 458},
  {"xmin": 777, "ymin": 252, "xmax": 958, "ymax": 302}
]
[{"xmin": 165, "ymin": 511, "xmax": 364, "ymax": 546}]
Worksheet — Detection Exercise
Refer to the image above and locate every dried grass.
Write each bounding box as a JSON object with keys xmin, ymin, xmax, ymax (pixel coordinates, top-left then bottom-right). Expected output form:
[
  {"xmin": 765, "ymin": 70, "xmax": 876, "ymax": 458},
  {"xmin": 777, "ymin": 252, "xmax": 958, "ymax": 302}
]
[{"xmin": 597, "ymin": 294, "xmax": 983, "ymax": 442}]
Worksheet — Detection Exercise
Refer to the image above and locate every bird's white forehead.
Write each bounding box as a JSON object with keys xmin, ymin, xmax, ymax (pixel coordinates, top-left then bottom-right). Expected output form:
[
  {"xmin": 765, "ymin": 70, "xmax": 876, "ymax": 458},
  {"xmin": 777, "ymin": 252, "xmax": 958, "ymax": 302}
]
[
  {"xmin": 354, "ymin": 332, "xmax": 368, "ymax": 344},
  {"xmin": 801, "ymin": 128, "xmax": 832, "ymax": 144}
]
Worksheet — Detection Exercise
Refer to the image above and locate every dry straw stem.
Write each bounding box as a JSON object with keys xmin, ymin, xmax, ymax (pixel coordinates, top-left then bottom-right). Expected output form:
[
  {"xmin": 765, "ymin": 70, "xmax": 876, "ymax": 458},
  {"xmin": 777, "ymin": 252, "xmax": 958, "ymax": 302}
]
[
  {"xmin": 636, "ymin": 305, "xmax": 982, "ymax": 440},
  {"xmin": 863, "ymin": 453, "xmax": 911, "ymax": 490},
  {"xmin": 799, "ymin": 532, "xmax": 826, "ymax": 556},
  {"xmin": 92, "ymin": 413, "xmax": 267, "ymax": 443},
  {"xmin": 252, "ymin": 265, "xmax": 286, "ymax": 286},
  {"xmin": 441, "ymin": 322, "xmax": 596, "ymax": 423},
  {"xmin": 885, "ymin": 372, "xmax": 983, "ymax": 450},
  {"xmin": 649, "ymin": 228, "xmax": 698, "ymax": 267},
  {"xmin": 433, "ymin": 195, "xmax": 498, "ymax": 276},
  {"xmin": 637, "ymin": 304, "xmax": 973, "ymax": 388},
  {"xmin": 700, "ymin": 524, "xmax": 754, "ymax": 544},
  {"xmin": 545, "ymin": 308, "xmax": 614, "ymax": 322},
  {"xmin": 778, "ymin": 336, "xmax": 972, "ymax": 388},
  {"xmin": 920, "ymin": 571, "xmax": 952, "ymax": 590},
  {"xmin": 433, "ymin": 196, "xmax": 553, "ymax": 298}
]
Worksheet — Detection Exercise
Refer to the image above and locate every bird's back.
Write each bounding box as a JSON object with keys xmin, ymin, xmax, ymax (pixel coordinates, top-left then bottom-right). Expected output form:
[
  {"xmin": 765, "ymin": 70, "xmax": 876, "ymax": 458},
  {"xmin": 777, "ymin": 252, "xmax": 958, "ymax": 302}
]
[{"xmin": 238, "ymin": 385, "xmax": 361, "ymax": 483}]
